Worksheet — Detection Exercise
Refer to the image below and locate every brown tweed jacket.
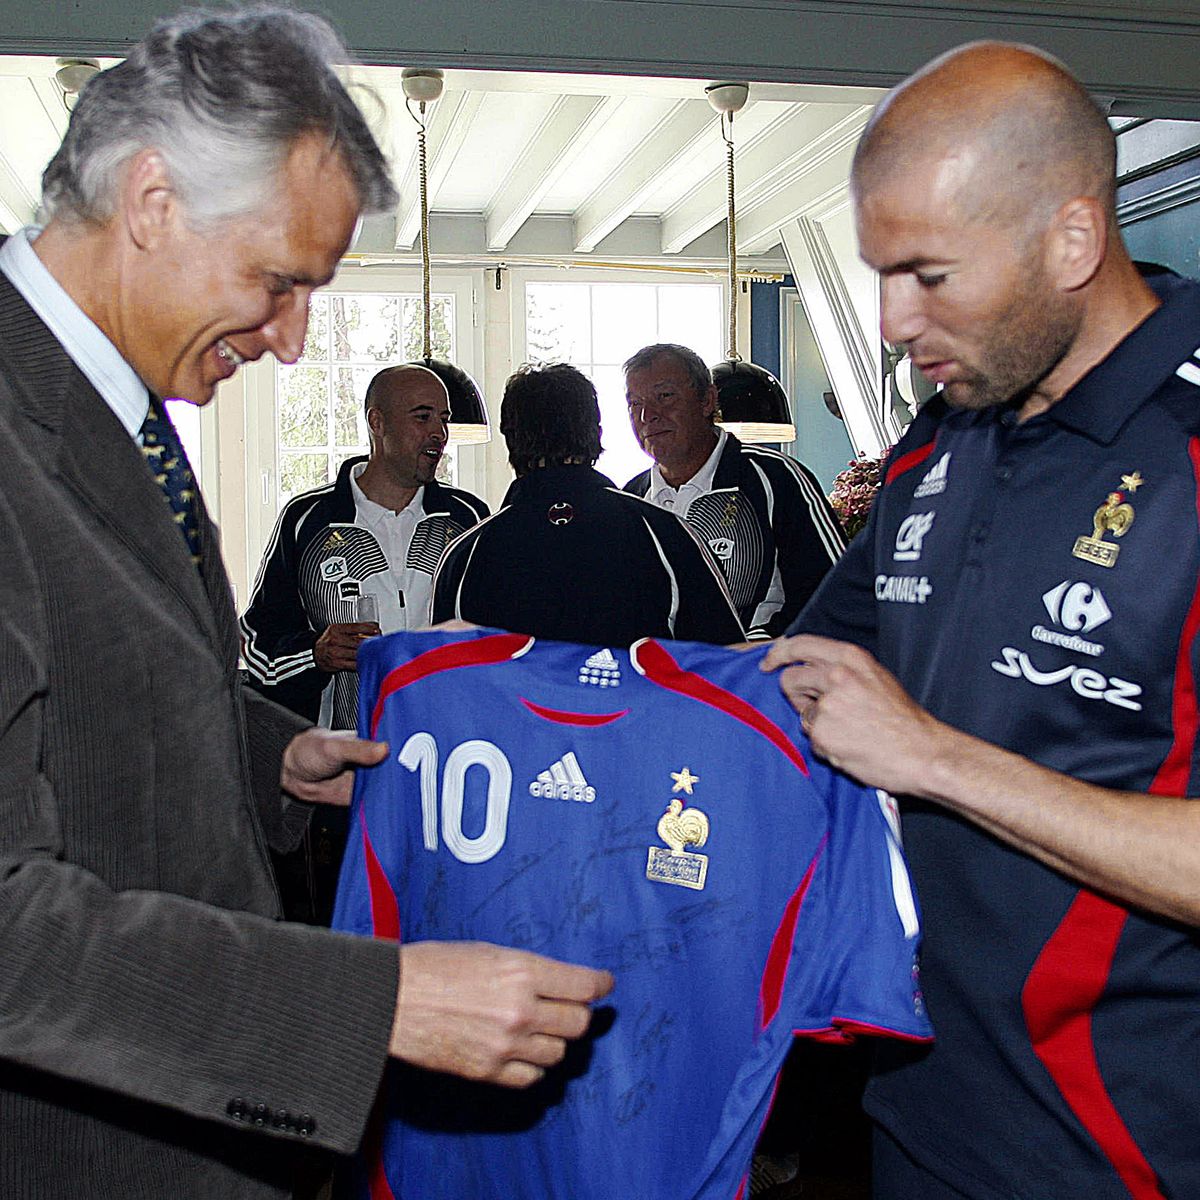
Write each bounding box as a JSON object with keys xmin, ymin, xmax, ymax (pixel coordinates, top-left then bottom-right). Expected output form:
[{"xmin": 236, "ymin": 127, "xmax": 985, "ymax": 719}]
[{"xmin": 0, "ymin": 265, "xmax": 397, "ymax": 1198}]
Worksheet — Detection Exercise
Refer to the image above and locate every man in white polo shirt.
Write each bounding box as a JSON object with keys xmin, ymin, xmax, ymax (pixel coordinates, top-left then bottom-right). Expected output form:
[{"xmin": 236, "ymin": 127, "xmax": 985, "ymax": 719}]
[
  {"xmin": 241, "ymin": 363, "xmax": 489, "ymax": 730},
  {"xmin": 624, "ymin": 343, "xmax": 845, "ymax": 639},
  {"xmin": 241, "ymin": 362, "xmax": 489, "ymax": 921}
]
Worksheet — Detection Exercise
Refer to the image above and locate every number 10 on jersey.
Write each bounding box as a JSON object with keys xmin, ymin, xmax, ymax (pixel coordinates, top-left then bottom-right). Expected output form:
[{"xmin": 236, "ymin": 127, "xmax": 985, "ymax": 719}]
[{"xmin": 398, "ymin": 732, "xmax": 513, "ymax": 864}]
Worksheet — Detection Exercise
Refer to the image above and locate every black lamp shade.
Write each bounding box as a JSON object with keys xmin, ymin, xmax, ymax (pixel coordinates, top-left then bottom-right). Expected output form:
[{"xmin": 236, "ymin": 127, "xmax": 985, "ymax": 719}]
[
  {"xmin": 712, "ymin": 359, "xmax": 796, "ymax": 444},
  {"xmin": 414, "ymin": 358, "xmax": 491, "ymax": 444}
]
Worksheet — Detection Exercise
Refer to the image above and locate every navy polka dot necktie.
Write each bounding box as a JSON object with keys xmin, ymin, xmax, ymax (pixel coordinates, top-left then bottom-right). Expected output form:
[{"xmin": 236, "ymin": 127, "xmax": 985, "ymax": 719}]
[{"xmin": 140, "ymin": 396, "xmax": 202, "ymax": 566}]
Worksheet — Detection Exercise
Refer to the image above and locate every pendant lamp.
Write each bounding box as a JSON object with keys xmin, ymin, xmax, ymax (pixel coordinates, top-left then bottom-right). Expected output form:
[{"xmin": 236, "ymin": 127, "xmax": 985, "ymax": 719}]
[
  {"xmin": 401, "ymin": 68, "xmax": 490, "ymax": 444},
  {"xmin": 706, "ymin": 82, "xmax": 796, "ymax": 445}
]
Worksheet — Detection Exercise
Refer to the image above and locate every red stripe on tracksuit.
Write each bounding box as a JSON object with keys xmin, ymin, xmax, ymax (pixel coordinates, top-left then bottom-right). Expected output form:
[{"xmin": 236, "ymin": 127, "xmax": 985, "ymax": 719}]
[
  {"xmin": 1150, "ymin": 436, "xmax": 1200, "ymax": 795},
  {"xmin": 1018, "ymin": 439, "xmax": 1200, "ymax": 1199},
  {"xmin": 1022, "ymin": 893, "xmax": 1162, "ymax": 1198},
  {"xmin": 884, "ymin": 439, "xmax": 935, "ymax": 485}
]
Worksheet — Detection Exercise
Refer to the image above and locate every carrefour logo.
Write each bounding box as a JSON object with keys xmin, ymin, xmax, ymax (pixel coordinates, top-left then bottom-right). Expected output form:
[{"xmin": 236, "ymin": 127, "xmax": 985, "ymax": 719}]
[
  {"xmin": 1031, "ymin": 580, "xmax": 1111, "ymax": 657},
  {"xmin": 1042, "ymin": 581, "xmax": 1111, "ymax": 633}
]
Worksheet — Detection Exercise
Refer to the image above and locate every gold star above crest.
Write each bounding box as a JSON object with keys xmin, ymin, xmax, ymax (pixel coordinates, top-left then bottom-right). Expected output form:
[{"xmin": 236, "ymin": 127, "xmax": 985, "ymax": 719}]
[
  {"xmin": 671, "ymin": 767, "xmax": 700, "ymax": 794},
  {"xmin": 1120, "ymin": 471, "xmax": 1144, "ymax": 493}
]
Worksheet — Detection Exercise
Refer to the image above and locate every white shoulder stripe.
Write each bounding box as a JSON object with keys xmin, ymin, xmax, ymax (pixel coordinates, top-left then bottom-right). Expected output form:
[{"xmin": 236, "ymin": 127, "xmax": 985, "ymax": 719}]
[
  {"xmin": 749, "ymin": 455, "xmax": 845, "ymax": 562},
  {"xmin": 1177, "ymin": 360, "xmax": 1200, "ymax": 387},
  {"xmin": 640, "ymin": 516, "xmax": 682, "ymax": 635}
]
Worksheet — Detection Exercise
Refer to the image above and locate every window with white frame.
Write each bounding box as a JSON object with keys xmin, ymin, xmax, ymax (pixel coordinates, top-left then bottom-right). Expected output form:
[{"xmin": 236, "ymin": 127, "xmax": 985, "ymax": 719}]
[
  {"xmin": 275, "ymin": 290, "xmax": 455, "ymax": 504},
  {"xmin": 523, "ymin": 279, "xmax": 723, "ymax": 486}
]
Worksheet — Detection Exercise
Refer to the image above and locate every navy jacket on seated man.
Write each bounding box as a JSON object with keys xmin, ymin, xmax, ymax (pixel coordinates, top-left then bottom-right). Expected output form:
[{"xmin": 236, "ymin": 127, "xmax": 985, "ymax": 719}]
[{"xmin": 432, "ymin": 362, "xmax": 745, "ymax": 647}]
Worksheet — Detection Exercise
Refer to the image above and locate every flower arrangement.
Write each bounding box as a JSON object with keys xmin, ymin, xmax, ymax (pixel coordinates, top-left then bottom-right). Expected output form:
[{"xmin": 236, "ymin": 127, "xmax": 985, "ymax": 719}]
[{"xmin": 828, "ymin": 448, "xmax": 891, "ymax": 539}]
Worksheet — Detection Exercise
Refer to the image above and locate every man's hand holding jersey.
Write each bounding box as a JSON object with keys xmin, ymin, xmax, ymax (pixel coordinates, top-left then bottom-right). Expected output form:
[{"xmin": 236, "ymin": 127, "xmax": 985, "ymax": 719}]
[
  {"xmin": 762, "ymin": 633, "xmax": 940, "ymax": 795},
  {"xmin": 280, "ymin": 714, "xmax": 614, "ymax": 1088},
  {"xmin": 391, "ymin": 942, "xmax": 614, "ymax": 1087}
]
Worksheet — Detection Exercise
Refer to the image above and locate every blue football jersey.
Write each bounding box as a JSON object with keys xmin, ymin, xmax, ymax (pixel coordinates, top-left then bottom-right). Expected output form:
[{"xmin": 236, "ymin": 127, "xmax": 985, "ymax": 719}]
[{"xmin": 333, "ymin": 629, "xmax": 931, "ymax": 1200}]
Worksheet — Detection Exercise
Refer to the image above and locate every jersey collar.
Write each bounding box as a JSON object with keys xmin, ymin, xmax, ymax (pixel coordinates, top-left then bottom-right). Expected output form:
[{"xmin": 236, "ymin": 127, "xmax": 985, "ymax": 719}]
[{"xmin": 1044, "ymin": 273, "xmax": 1200, "ymax": 446}]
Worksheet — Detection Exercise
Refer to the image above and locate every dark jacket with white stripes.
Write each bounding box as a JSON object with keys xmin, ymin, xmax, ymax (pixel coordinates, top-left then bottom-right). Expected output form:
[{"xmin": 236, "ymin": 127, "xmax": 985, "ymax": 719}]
[
  {"xmin": 625, "ymin": 431, "xmax": 846, "ymax": 639},
  {"xmin": 431, "ymin": 464, "xmax": 745, "ymax": 647},
  {"xmin": 241, "ymin": 455, "xmax": 488, "ymax": 727}
]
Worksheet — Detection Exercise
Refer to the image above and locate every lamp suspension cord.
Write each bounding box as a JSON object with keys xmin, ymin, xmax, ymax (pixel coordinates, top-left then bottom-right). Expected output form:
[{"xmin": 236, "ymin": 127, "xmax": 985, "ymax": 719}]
[
  {"xmin": 408, "ymin": 97, "xmax": 433, "ymax": 359},
  {"xmin": 722, "ymin": 110, "xmax": 740, "ymax": 362}
]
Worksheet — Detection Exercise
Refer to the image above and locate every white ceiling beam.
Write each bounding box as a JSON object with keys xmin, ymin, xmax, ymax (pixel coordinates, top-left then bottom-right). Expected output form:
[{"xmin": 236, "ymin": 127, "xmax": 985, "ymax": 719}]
[
  {"xmin": 485, "ymin": 94, "xmax": 611, "ymax": 251},
  {"xmin": 572, "ymin": 99, "xmax": 715, "ymax": 254},
  {"xmin": 733, "ymin": 108, "xmax": 872, "ymax": 256},
  {"xmin": 394, "ymin": 90, "xmax": 485, "ymax": 251},
  {"xmin": 0, "ymin": 148, "xmax": 38, "ymax": 233},
  {"xmin": 661, "ymin": 103, "xmax": 866, "ymax": 254},
  {"xmin": 28, "ymin": 76, "xmax": 70, "ymax": 143}
]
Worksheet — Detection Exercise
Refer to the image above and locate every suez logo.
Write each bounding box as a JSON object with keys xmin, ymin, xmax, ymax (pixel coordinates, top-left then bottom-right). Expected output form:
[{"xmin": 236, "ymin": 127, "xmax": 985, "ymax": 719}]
[
  {"xmin": 990, "ymin": 649, "xmax": 1142, "ymax": 711},
  {"xmin": 991, "ymin": 580, "xmax": 1141, "ymax": 711}
]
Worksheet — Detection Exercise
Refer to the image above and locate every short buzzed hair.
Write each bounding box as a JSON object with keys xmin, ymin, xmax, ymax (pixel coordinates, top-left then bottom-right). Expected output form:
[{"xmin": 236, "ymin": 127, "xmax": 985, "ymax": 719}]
[
  {"xmin": 500, "ymin": 363, "xmax": 601, "ymax": 476},
  {"xmin": 364, "ymin": 363, "xmax": 448, "ymax": 414},
  {"xmin": 623, "ymin": 344, "xmax": 713, "ymax": 399},
  {"xmin": 852, "ymin": 42, "xmax": 1117, "ymax": 230}
]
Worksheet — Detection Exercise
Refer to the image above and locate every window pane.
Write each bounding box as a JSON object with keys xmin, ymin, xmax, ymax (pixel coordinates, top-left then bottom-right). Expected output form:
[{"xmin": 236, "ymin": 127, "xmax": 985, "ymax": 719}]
[
  {"xmin": 334, "ymin": 366, "xmax": 373, "ymax": 449},
  {"xmin": 300, "ymin": 294, "xmax": 330, "ymax": 363},
  {"xmin": 401, "ymin": 296, "xmax": 455, "ymax": 361},
  {"xmin": 163, "ymin": 399, "xmax": 203, "ymax": 481},
  {"xmin": 332, "ymin": 295, "xmax": 400, "ymax": 363},
  {"xmin": 523, "ymin": 279, "xmax": 725, "ymax": 480},
  {"xmin": 591, "ymin": 285, "xmax": 656, "ymax": 365},
  {"xmin": 279, "ymin": 451, "xmax": 329, "ymax": 501},
  {"xmin": 593, "ymin": 363, "xmax": 651, "ymax": 486},
  {"xmin": 526, "ymin": 283, "xmax": 590, "ymax": 362},
  {"xmin": 657, "ymin": 285, "xmax": 723, "ymax": 363},
  {"xmin": 277, "ymin": 365, "xmax": 329, "ymax": 448}
]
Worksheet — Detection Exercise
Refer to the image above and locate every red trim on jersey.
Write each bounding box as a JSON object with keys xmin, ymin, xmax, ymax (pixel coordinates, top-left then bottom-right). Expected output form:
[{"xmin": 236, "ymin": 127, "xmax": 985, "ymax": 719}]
[
  {"xmin": 362, "ymin": 810, "xmax": 400, "ymax": 942},
  {"xmin": 370, "ymin": 633, "xmax": 534, "ymax": 736},
  {"xmin": 634, "ymin": 640, "xmax": 810, "ymax": 776},
  {"xmin": 1022, "ymin": 891, "xmax": 1164, "ymax": 1199},
  {"xmin": 759, "ymin": 846, "xmax": 822, "ymax": 1028},
  {"xmin": 791, "ymin": 1018, "xmax": 932, "ymax": 1045},
  {"xmin": 369, "ymin": 1153, "xmax": 398, "ymax": 1200},
  {"xmin": 358, "ymin": 1104, "xmax": 399, "ymax": 1200},
  {"xmin": 520, "ymin": 698, "xmax": 629, "ymax": 726},
  {"xmin": 884, "ymin": 439, "xmax": 935, "ymax": 486},
  {"xmin": 1150, "ymin": 436, "xmax": 1200, "ymax": 794}
]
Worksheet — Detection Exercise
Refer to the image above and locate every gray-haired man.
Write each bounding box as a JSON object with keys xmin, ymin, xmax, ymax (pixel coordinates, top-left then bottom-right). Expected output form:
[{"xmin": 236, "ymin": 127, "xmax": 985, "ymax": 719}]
[
  {"xmin": 624, "ymin": 343, "xmax": 845, "ymax": 639},
  {"xmin": 0, "ymin": 8, "xmax": 610, "ymax": 1198}
]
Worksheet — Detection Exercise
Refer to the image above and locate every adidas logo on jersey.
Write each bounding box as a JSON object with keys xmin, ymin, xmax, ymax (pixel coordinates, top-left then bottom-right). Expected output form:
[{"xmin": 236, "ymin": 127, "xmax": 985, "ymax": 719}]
[
  {"xmin": 529, "ymin": 752, "xmax": 596, "ymax": 803},
  {"xmin": 913, "ymin": 452, "xmax": 951, "ymax": 498},
  {"xmin": 579, "ymin": 648, "xmax": 621, "ymax": 687}
]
